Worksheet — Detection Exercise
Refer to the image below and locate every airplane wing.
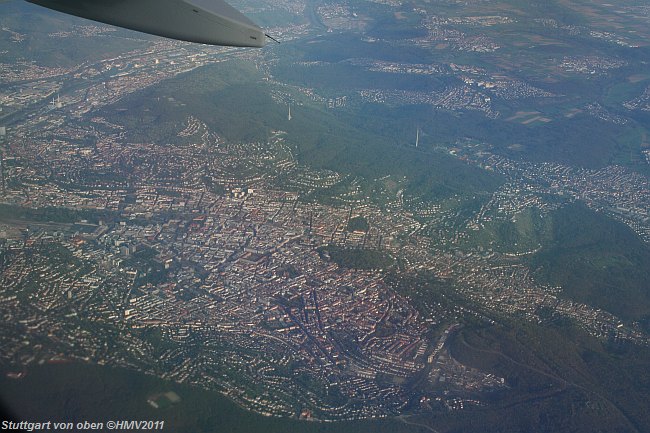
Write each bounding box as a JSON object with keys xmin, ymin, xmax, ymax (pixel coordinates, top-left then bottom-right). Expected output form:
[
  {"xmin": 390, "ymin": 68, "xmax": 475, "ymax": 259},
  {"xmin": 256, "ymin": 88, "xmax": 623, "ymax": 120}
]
[{"xmin": 27, "ymin": 0, "xmax": 266, "ymax": 47}]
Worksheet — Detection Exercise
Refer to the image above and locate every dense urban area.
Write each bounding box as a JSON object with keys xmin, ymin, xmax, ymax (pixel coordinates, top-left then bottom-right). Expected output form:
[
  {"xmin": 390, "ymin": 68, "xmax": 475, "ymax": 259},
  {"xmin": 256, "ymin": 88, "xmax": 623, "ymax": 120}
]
[{"xmin": 1, "ymin": 0, "xmax": 650, "ymax": 428}]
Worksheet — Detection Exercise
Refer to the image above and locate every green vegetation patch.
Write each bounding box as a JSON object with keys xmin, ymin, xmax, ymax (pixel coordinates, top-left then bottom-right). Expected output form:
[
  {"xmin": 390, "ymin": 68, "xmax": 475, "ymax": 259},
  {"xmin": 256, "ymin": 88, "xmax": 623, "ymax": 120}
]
[
  {"xmin": 318, "ymin": 246, "xmax": 393, "ymax": 270},
  {"xmin": 107, "ymin": 61, "xmax": 503, "ymax": 202},
  {"xmin": 0, "ymin": 204, "xmax": 110, "ymax": 225},
  {"xmin": 464, "ymin": 207, "xmax": 554, "ymax": 254},
  {"xmin": 439, "ymin": 319, "xmax": 650, "ymax": 433},
  {"xmin": 529, "ymin": 202, "xmax": 650, "ymax": 321},
  {"xmin": 0, "ymin": 363, "xmax": 432, "ymax": 433},
  {"xmin": 347, "ymin": 215, "xmax": 369, "ymax": 232}
]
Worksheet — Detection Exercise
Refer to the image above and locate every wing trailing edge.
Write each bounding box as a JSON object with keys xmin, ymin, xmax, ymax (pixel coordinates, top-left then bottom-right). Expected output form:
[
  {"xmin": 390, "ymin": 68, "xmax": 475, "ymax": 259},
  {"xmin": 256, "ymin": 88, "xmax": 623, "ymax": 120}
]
[{"xmin": 27, "ymin": 0, "xmax": 266, "ymax": 47}]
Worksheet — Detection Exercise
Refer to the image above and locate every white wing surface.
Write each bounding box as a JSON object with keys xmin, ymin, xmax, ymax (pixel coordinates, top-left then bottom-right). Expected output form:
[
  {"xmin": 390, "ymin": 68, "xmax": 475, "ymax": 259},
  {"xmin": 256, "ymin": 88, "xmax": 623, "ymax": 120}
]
[{"xmin": 27, "ymin": 0, "xmax": 266, "ymax": 47}]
